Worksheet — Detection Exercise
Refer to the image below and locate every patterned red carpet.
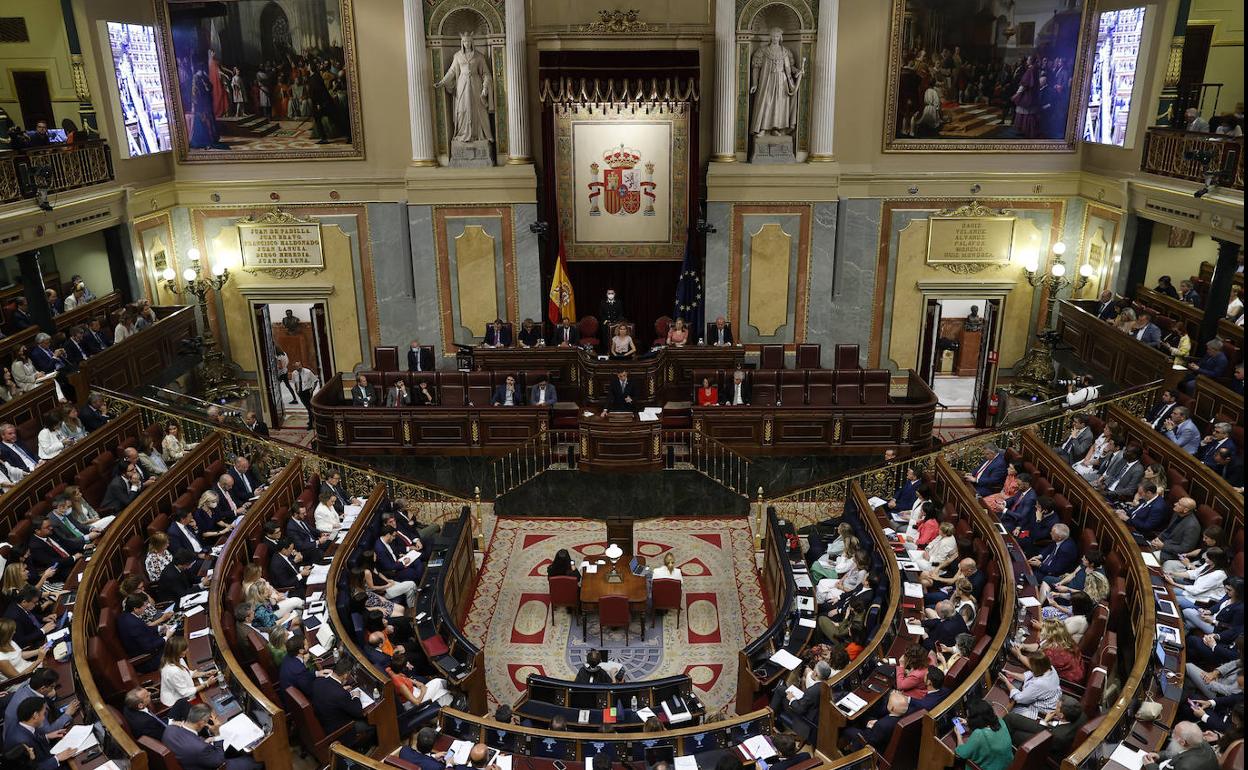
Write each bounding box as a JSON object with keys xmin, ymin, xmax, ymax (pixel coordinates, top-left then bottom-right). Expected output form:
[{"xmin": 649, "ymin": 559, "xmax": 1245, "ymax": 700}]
[{"xmin": 462, "ymin": 517, "xmax": 767, "ymax": 712}]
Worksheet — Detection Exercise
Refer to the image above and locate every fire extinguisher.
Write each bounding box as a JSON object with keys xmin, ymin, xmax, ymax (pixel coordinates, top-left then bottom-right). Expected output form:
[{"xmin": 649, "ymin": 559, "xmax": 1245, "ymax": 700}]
[{"xmin": 988, "ymin": 393, "xmax": 1000, "ymax": 421}]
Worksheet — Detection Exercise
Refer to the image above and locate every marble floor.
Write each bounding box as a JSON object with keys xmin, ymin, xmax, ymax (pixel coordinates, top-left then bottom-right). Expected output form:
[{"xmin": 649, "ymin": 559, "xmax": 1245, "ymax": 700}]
[{"xmin": 933, "ymin": 375, "xmax": 979, "ymax": 409}]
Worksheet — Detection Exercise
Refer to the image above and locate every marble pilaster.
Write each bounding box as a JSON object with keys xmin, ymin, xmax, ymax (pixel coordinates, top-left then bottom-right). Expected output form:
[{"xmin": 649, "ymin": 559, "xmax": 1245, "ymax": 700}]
[
  {"xmin": 403, "ymin": 0, "xmax": 438, "ymax": 165},
  {"xmin": 504, "ymin": 0, "xmax": 532, "ymax": 163},
  {"xmin": 829, "ymin": 199, "xmax": 881, "ymax": 367},
  {"xmin": 712, "ymin": 0, "xmax": 737, "ymax": 161},
  {"xmin": 807, "ymin": 0, "xmax": 838, "ymax": 160}
]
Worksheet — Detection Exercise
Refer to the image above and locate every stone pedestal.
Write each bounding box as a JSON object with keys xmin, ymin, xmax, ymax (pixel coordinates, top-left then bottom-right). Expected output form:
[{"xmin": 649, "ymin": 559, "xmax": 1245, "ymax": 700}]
[
  {"xmin": 750, "ymin": 134, "xmax": 796, "ymax": 164},
  {"xmin": 450, "ymin": 140, "xmax": 494, "ymax": 168}
]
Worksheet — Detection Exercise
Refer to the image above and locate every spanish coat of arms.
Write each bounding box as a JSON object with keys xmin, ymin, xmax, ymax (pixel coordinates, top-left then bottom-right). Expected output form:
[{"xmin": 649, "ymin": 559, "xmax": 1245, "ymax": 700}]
[{"xmin": 587, "ymin": 144, "xmax": 657, "ymax": 217}]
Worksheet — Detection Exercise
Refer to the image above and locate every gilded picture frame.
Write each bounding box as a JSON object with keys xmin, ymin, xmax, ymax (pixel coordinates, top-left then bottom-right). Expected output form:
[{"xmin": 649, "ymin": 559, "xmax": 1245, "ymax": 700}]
[
  {"xmin": 882, "ymin": 0, "xmax": 1095, "ymax": 153},
  {"xmin": 554, "ymin": 104, "xmax": 690, "ymax": 261},
  {"xmin": 153, "ymin": 0, "xmax": 364, "ymax": 163}
]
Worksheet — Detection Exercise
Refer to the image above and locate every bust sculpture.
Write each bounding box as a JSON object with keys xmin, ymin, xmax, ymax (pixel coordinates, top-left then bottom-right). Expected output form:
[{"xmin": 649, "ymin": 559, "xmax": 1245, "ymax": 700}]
[
  {"xmin": 749, "ymin": 28, "xmax": 804, "ymax": 136},
  {"xmin": 436, "ymin": 32, "xmax": 494, "ymax": 144}
]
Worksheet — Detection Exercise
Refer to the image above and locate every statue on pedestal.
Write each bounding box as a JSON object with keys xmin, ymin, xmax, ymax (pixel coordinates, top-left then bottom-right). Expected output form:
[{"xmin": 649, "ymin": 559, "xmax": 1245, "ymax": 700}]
[
  {"xmin": 749, "ymin": 27, "xmax": 804, "ymax": 163},
  {"xmin": 436, "ymin": 31, "xmax": 494, "ymax": 166}
]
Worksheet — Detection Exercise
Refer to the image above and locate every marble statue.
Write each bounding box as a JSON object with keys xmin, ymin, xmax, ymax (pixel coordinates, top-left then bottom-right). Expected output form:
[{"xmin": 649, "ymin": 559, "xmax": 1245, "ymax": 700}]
[
  {"xmin": 436, "ymin": 32, "xmax": 494, "ymax": 143},
  {"xmin": 749, "ymin": 28, "xmax": 804, "ymax": 136}
]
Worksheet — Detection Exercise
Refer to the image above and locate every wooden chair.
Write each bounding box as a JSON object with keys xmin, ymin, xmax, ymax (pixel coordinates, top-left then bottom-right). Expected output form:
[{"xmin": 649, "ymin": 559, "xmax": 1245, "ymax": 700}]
[
  {"xmin": 548, "ymin": 575, "xmax": 581, "ymax": 628},
  {"xmin": 598, "ymin": 594, "xmax": 633, "ymax": 645},
  {"xmin": 760, "ymin": 344, "xmax": 784, "ymax": 370},
  {"xmin": 796, "ymin": 343, "xmax": 821, "ymax": 369},
  {"xmin": 651, "ymin": 578, "xmax": 683, "ymax": 627},
  {"xmin": 372, "ymin": 346, "xmax": 399, "ymax": 371},
  {"xmin": 285, "ymin": 685, "xmax": 353, "ymax": 765},
  {"xmin": 138, "ymin": 736, "xmax": 186, "ymax": 770}
]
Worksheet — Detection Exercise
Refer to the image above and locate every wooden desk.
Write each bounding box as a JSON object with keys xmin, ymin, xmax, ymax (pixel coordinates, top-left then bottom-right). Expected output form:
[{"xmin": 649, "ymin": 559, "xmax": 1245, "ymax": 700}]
[
  {"xmin": 578, "ymin": 556, "xmax": 647, "ymax": 641},
  {"xmin": 578, "ymin": 414, "xmax": 662, "ymax": 473}
]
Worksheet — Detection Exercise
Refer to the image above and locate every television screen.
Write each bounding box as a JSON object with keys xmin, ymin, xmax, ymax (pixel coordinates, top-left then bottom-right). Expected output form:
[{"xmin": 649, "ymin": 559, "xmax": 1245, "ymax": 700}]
[
  {"xmin": 105, "ymin": 22, "xmax": 172, "ymax": 157},
  {"xmin": 1083, "ymin": 8, "xmax": 1147, "ymax": 146}
]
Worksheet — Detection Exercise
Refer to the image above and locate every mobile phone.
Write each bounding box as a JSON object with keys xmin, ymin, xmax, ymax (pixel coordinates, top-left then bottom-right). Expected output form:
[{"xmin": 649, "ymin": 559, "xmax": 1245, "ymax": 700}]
[
  {"xmin": 952, "ymin": 717, "xmax": 968, "ymax": 736},
  {"xmin": 553, "ymin": 761, "xmax": 567, "ymax": 770}
]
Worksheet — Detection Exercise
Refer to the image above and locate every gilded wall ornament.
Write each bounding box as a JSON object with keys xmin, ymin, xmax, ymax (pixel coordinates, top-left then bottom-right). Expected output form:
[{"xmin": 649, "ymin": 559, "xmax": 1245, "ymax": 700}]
[{"xmin": 576, "ymin": 9, "xmax": 658, "ymax": 34}]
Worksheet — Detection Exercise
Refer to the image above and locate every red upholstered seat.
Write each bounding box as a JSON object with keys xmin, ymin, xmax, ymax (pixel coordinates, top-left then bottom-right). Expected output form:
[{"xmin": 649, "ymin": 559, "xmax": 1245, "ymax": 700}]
[
  {"xmin": 578, "ymin": 316, "xmax": 600, "ymax": 349},
  {"xmin": 286, "ymin": 685, "xmax": 353, "ymax": 765},
  {"xmin": 598, "ymin": 594, "xmax": 633, "ymax": 646},
  {"xmin": 548, "ymin": 575, "xmax": 580, "ymax": 625},
  {"xmin": 651, "ymin": 578, "xmax": 683, "ymax": 627}
]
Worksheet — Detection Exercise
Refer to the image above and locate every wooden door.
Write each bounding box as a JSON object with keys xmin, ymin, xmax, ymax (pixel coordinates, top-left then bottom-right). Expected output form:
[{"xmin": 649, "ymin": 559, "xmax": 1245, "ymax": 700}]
[
  {"xmin": 13, "ymin": 71, "xmax": 54, "ymax": 128},
  {"xmin": 255, "ymin": 304, "xmax": 285, "ymax": 429},
  {"xmin": 918, "ymin": 299, "xmax": 943, "ymax": 386},
  {"xmin": 972, "ymin": 299, "xmax": 1001, "ymax": 428},
  {"xmin": 310, "ymin": 303, "xmax": 334, "ymax": 382}
]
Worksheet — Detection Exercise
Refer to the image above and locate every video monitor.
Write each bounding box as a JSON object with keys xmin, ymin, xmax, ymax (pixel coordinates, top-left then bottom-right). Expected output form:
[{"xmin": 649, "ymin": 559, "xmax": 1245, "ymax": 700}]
[{"xmin": 104, "ymin": 22, "xmax": 172, "ymax": 157}]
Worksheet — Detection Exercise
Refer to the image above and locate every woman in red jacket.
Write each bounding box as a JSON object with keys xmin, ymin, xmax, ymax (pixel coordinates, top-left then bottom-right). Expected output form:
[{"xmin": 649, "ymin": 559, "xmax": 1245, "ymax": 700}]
[
  {"xmin": 696, "ymin": 377, "xmax": 719, "ymax": 406},
  {"xmin": 895, "ymin": 643, "xmax": 930, "ymax": 699}
]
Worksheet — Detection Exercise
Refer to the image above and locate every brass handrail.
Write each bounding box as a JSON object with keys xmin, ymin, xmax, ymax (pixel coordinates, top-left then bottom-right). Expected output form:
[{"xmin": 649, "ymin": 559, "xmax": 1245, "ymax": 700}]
[{"xmin": 94, "ymin": 388, "xmax": 470, "ymax": 515}]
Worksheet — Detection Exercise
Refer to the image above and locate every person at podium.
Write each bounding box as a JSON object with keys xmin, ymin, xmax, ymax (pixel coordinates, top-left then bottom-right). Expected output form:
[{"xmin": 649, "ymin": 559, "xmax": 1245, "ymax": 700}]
[
  {"xmin": 610, "ymin": 324, "xmax": 636, "ymax": 359},
  {"xmin": 529, "ymin": 375, "xmax": 557, "ymax": 406},
  {"xmin": 518, "ymin": 318, "xmax": 542, "ymax": 348},
  {"xmin": 553, "ymin": 317, "xmax": 580, "ymax": 347},
  {"xmin": 491, "ymin": 375, "xmax": 523, "ymax": 406},
  {"xmin": 697, "ymin": 377, "xmax": 719, "ymax": 406},
  {"xmin": 607, "ymin": 371, "xmax": 636, "ymax": 412}
]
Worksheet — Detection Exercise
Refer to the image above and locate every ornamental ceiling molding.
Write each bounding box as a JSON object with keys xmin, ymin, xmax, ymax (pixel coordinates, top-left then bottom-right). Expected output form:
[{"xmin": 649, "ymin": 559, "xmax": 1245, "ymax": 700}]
[{"xmin": 576, "ymin": 9, "xmax": 659, "ymax": 34}]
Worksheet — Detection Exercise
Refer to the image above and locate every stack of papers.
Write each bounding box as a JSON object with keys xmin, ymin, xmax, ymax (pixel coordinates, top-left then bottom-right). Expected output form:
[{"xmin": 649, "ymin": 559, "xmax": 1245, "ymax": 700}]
[
  {"xmin": 1017, "ymin": 596, "xmax": 1041, "ymax": 608},
  {"xmin": 769, "ymin": 649, "xmax": 802, "ymax": 670},
  {"xmin": 89, "ymin": 515, "xmax": 116, "ymax": 531},
  {"xmin": 903, "ymin": 582, "xmax": 924, "ymax": 599},
  {"xmin": 1142, "ymin": 552, "xmax": 1160, "ymax": 568},
  {"xmin": 635, "ymin": 707, "xmax": 657, "ymax": 721},
  {"xmin": 308, "ymin": 564, "xmax": 331, "ymax": 584},
  {"xmin": 795, "ymin": 596, "xmax": 815, "ymax": 612},
  {"xmin": 674, "ymin": 757, "xmax": 698, "ymax": 770},
  {"xmin": 835, "ymin": 692, "xmax": 868, "ymax": 715},
  {"xmin": 218, "ymin": 713, "xmax": 265, "ymax": 752},
  {"xmin": 180, "ymin": 591, "xmax": 209, "ymax": 609},
  {"xmin": 662, "ymin": 699, "xmax": 693, "ymax": 724},
  {"xmin": 905, "ymin": 619, "xmax": 927, "ymax": 637},
  {"xmin": 793, "ymin": 573, "xmax": 812, "ymax": 589},
  {"xmin": 50, "ymin": 725, "xmax": 98, "ymax": 756},
  {"xmin": 1107, "ymin": 745, "xmax": 1147, "ymax": 770},
  {"xmin": 867, "ymin": 497, "xmax": 888, "ymax": 509},
  {"xmin": 739, "ymin": 735, "xmax": 777, "ymax": 760},
  {"xmin": 797, "ymin": 617, "xmax": 816, "ymax": 628},
  {"xmin": 449, "ymin": 740, "xmax": 475, "ymax": 765}
]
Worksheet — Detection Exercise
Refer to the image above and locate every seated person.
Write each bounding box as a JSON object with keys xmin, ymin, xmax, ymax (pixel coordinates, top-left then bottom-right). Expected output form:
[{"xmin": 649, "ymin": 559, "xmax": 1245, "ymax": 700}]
[
  {"xmin": 921, "ymin": 600, "xmax": 969, "ymax": 651},
  {"xmin": 1054, "ymin": 414, "xmax": 1094, "ymax": 463},
  {"xmin": 574, "ymin": 649, "xmax": 613, "ymax": 684},
  {"xmin": 767, "ymin": 734, "xmax": 812, "ymax": 770},
  {"xmin": 491, "ymin": 375, "xmax": 523, "ymax": 406},
  {"xmin": 1029, "ymin": 524, "xmax": 1078, "ymax": 585},
  {"xmin": 162, "ymin": 703, "xmax": 260, "ymax": 770},
  {"xmin": 842, "ymin": 690, "xmax": 910, "ymax": 749},
  {"xmin": 547, "ymin": 548, "xmax": 579, "ymax": 579},
  {"xmin": 310, "ymin": 658, "xmax": 378, "ymax": 749},
  {"xmin": 666, "ymin": 318, "xmax": 689, "ymax": 347},
  {"xmin": 696, "ymin": 377, "xmax": 719, "ymax": 406},
  {"xmin": 954, "ymin": 699, "xmax": 1015, "ymax": 770},
  {"xmin": 118, "ymin": 592, "xmax": 171, "ymax": 672},
  {"xmin": 998, "ymin": 653, "xmax": 1061, "ymax": 719},
  {"xmin": 412, "ymin": 379, "xmax": 437, "ymax": 406},
  {"xmin": 610, "ymin": 324, "xmax": 636, "ymax": 359},
  {"xmin": 1198, "ymin": 421, "xmax": 1237, "ymax": 466},
  {"xmin": 652, "ymin": 552, "xmax": 683, "ymax": 581},
  {"xmin": 529, "ymin": 375, "xmax": 557, "ymax": 407},
  {"xmin": 1004, "ymin": 695, "xmax": 1087, "ymax": 757},
  {"xmin": 1165, "ymin": 548, "xmax": 1229, "ymax": 611},
  {"xmin": 1115, "ymin": 482, "xmax": 1168, "ymax": 539},
  {"xmin": 963, "ymin": 446, "xmax": 1007, "ymax": 497},
  {"xmin": 552, "ymin": 317, "xmax": 580, "ymax": 347},
  {"xmin": 6, "ymin": 697, "xmax": 79, "ymax": 768},
  {"xmin": 708, "ymin": 316, "xmax": 734, "ymax": 346},
  {"xmin": 517, "ymin": 318, "xmax": 542, "ymax": 348},
  {"xmin": 350, "ymin": 373, "xmax": 377, "ymax": 407},
  {"xmin": 1015, "ymin": 495, "xmax": 1060, "ymax": 557},
  {"xmin": 401, "ymin": 727, "xmax": 449, "ymax": 770},
  {"xmin": 720, "ymin": 368, "xmax": 751, "ymax": 405},
  {"xmin": 484, "ymin": 319, "xmax": 512, "ymax": 348}
]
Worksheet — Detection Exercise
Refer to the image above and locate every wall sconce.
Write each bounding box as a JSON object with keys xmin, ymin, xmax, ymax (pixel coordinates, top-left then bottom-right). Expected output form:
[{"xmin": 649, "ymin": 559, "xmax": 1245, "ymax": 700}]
[
  {"xmin": 1023, "ymin": 241, "xmax": 1090, "ymax": 325},
  {"xmin": 163, "ymin": 249, "xmax": 245, "ymax": 401}
]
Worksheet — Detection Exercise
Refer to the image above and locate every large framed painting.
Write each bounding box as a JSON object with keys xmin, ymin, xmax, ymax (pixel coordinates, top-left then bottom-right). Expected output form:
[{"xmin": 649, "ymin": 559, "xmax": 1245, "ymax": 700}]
[
  {"xmin": 154, "ymin": 0, "xmax": 364, "ymax": 162},
  {"xmin": 883, "ymin": 0, "xmax": 1094, "ymax": 152},
  {"xmin": 554, "ymin": 104, "xmax": 690, "ymax": 261}
]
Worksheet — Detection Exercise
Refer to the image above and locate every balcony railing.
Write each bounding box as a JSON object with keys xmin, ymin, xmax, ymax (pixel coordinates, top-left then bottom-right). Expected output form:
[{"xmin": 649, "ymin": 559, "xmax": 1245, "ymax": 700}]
[
  {"xmin": 1141, "ymin": 126, "xmax": 1244, "ymax": 191},
  {"xmin": 0, "ymin": 140, "xmax": 115, "ymax": 205}
]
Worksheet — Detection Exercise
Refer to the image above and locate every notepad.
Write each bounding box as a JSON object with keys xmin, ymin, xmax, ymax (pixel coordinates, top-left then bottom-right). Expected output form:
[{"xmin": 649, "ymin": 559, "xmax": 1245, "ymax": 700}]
[
  {"xmin": 189, "ymin": 628, "xmax": 212, "ymax": 639},
  {"xmin": 793, "ymin": 573, "xmax": 813, "ymax": 589},
  {"xmin": 740, "ymin": 735, "xmax": 777, "ymax": 760},
  {"xmin": 798, "ymin": 617, "xmax": 816, "ymax": 628},
  {"xmin": 449, "ymin": 740, "xmax": 475, "ymax": 765},
  {"xmin": 89, "ymin": 515, "xmax": 116, "ymax": 531},
  {"xmin": 1107, "ymin": 745, "xmax": 1147, "ymax": 770},
  {"xmin": 1142, "ymin": 552, "xmax": 1160, "ymax": 568},
  {"xmin": 180, "ymin": 591, "xmax": 209, "ymax": 608},
  {"xmin": 785, "ymin": 685, "xmax": 804, "ymax": 700},
  {"xmin": 51, "ymin": 725, "xmax": 97, "ymax": 755},
  {"xmin": 904, "ymin": 582, "xmax": 924, "ymax": 599},
  {"xmin": 577, "ymin": 709, "xmax": 591, "ymax": 723},
  {"xmin": 1017, "ymin": 596, "xmax": 1041, "ymax": 608},
  {"xmin": 835, "ymin": 692, "xmax": 868, "ymax": 715},
  {"xmin": 867, "ymin": 496, "xmax": 888, "ymax": 509},
  {"xmin": 354, "ymin": 688, "xmax": 376, "ymax": 708},
  {"xmin": 769, "ymin": 649, "xmax": 802, "ymax": 670},
  {"xmin": 796, "ymin": 596, "xmax": 815, "ymax": 612},
  {"xmin": 219, "ymin": 713, "xmax": 265, "ymax": 752},
  {"xmin": 494, "ymin": 756, "xmax": 513, "ymax": 770},
  {"xmin": 674, "ymin": 756, "xmax": 698, "ymax": 770},
  {"xmin": 905, "ymin": 619, "xmax": 927, "ymax": 637}
]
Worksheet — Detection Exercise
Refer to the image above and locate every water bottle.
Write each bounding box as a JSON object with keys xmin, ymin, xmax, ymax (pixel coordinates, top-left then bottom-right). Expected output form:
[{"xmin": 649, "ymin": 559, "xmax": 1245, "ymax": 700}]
[{"xmin": 631, "ymin": 695, "xmax": 639, "ymax": 713}]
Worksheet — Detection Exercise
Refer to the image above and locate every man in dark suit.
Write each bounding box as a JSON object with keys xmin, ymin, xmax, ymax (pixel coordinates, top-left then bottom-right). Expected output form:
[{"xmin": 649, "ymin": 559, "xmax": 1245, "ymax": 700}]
[
  {"xmin": 1198, "ymin": 422, "xmax": 1237, "ymax": 466},
  {"xmin": 1146, "ymin": 390, "xmax": 1180, "ymax": 431},
  {"xmin": 1016, "ymin": 496, "xmax": 1061, "ymax": 557},
  {"xmin": 212, "ymin": 476, "xmax": 244, "ymax": 522},
  {"xmin": 227, "ymin": 457, "xmax": 260, "ymax": 505},
  {"xmin": 122, "ymin": 687, "xmax": 171, "ymax": 742},
  {"xmin": 10, "ymin": 297, "xmax": 35, "ymax": 329},
  {"xmin": 767, "ymin": 734, "xmax": 811, "ymax": 770},
  {"xmin": 1031, "ymin": 524, "xmax": 1078, "ymax": 584},
  {"xmin": 6, "ymin": 698, "xmax": 76, "ymax": 770},
  {"xmin": 1101, "ymin": 446, "xmax": 1144, "ymax": 502},
  {"xmin": 607, "ymin": 371, "xmax": 636, "ymax": 412},
  {"xmin": 1055, "ymin": 413, "xmax": 1094, "ymax": 463},
  {"xmin": 162, "ymin": 703, "xmax": 261, "ymax": 770},
  {"xmin": 400, "ymin": 727, "xmax": 449, "ymax": 770},
  {"xmin": 721, "ymin": 369, "xmax": 751, "ymax": 405},
  {"xmin": 843, "ymin": 690, "xmax": 910, "ymax": 749},
  {"xmin": 998, "ymin": 474, "xmax": 1036, "ymax": 532},
  {"xmin": 155, "ymin": 550, "xmax": 201, "ymax": 603},
  {"xmin": 241, "ymin": 410, "xmax": 269, "ymax": 436},
  {"xmin": 351, "ymin": 374, "xmax": 377, "ymax": 407},
  {"xmin": 286, "ymin": 502, "xmax": 329, "ymax": 563},
  {"xmin": 407, "ymin": 341, "xmax": 433, "ymax": 372},
  {"xmin": 375, "ymin": 526, "xmax": 422, "ymax": 582},
  {"xmin": 362, "ymin": 632, "xmax": 393, "ymax": 671},
  {"xmin": 27, "ymin": 516, "xmax": 77, "ymax": 581},
  {"xmin": 963, "ymin": 446, "xmax": 1007, "ymax": 496},
  {"xmin": 490, "ymin": 375, "xmax": 523, "ymax": 406},
  {"xmin": 321, "ymin": 471, "xmax": 358, "ymax": 512},
  {"xmin": 1093, "ymin": 290, "xmax": 1118, "ymax": 320},
  {"xmin": 311, "ymin": 658, "xmax": 375, "ymax": 749},
  {"xmin": 552, "ymin": 317, "xmax": 580, "ymax": 347},
  {"xmin": 63, "ymin": 326, "xmax": 91, "ymax": 369},
  {"xmin": 910, "ymin": 668, "xmax": 950, "ymax": 713},
  {"xmin": 1115, "ymin": 482, "xmax": 1169, "ymax": 539},
  {"xmin": 528, "ymin": 376, "xmax": 557, "ymax": 407},
  {"xmin": 1183, "ymin": 339, "xmax": 1229, "ymax": 394},
  {"xmin": 773, "ymin": 662, "xmax": 831, "ymax": 742},
  {"xmin": 3, "ymin": 587, "xmax": 52, "ymax": 649},
  {"xmin": 0, "ymin": 423, "xmax": 40, "ymax": 474},
  {"xmin": 484, "ymin": 319, "xmax": 512, "ymax": 348},
  {"xmin": 269, "ymin": 538, "xmax": 310, "ymax": 594},
  {"xmin": 707, "ymin": 316, "xmax": 734, "ymax": 346},
  {"xmin": 101, "ymin": 468, "xmax": 143, "ymax": 513},
  {"xmin": 1179, "ymin": 280, "xmax": 1202, "ymax": 307},
  {"xmin": 79, "ymin": 392, "xmax": 112, "ymax": 431},
  {"xmin": 1208, "ymin": 447, "xmax": 1243, "ymax": 488},
  {"xmin": 117, "ymin": 592, "xmax": 168, "ymax": 672},
  {"xmin": 167, "ymin": 509, "xmax": 207, "ymax": 557},
  {"xmin": 84, "ymin": 317, "xmax": 110, "ymax": 354},
  {"xmin": 279, "ymin": 637, "xmax": 317, "ymax": 698},
  {"xmin": 1004, "ymin": 696, "xmax": 1087, "ymax": 757},
  {"xmin": 921, "ymin": 600, "xmax": 969, "ymax": 651}
]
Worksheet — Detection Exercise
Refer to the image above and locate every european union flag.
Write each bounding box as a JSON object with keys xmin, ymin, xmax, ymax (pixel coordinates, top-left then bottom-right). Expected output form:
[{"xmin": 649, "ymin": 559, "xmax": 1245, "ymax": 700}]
[{"xmin": 673, "ymin": 241, "xmax": 703, "ymax": 337}]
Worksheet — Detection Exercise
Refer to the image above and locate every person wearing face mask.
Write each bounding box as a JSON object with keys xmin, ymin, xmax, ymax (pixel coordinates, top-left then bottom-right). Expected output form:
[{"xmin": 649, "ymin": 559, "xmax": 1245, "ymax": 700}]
[{"xmin": 599, "ymin": 289, "xmax": 624, "ymax": 329}]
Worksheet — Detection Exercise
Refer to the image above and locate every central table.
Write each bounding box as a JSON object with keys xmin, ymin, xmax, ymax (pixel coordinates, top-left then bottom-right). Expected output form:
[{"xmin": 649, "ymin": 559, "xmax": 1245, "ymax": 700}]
[{"xmin": 578, "ymin": 555, "xmax": 648, "ymax": 641}]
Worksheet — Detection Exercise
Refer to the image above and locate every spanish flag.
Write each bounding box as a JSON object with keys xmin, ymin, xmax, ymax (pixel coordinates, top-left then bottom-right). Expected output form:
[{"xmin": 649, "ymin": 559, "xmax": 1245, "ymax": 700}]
[{"xmin": 548, "ymin": 237, "xmax": 576, "ymax": 326}]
